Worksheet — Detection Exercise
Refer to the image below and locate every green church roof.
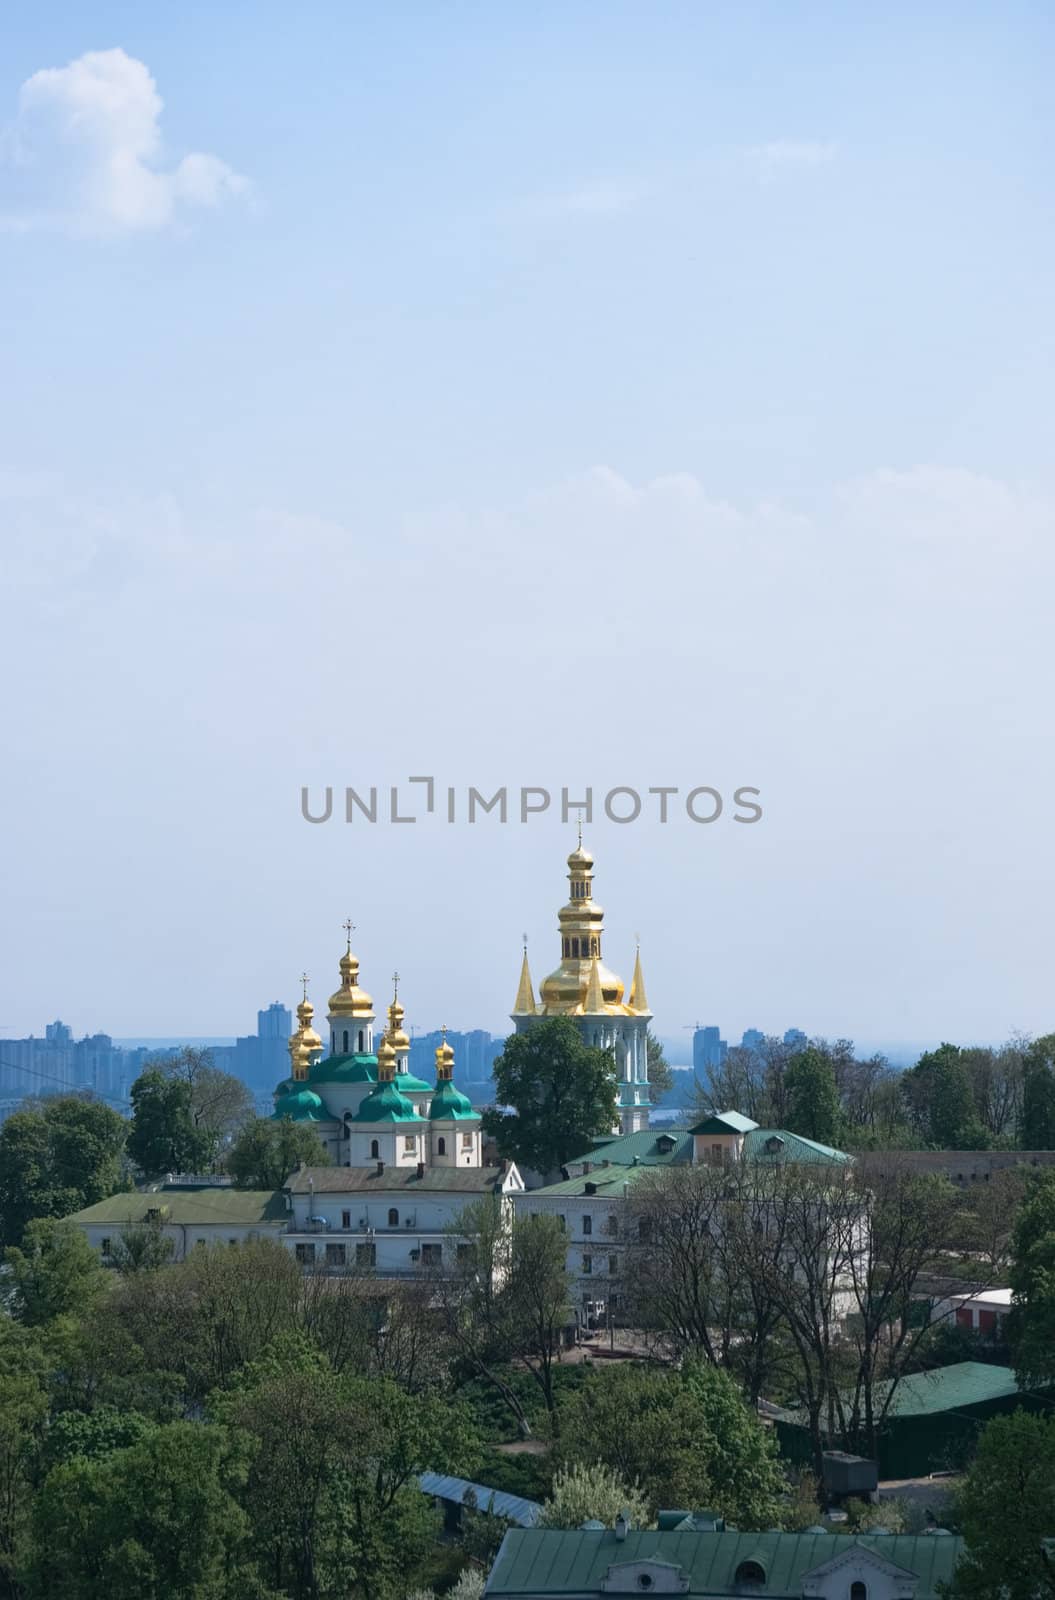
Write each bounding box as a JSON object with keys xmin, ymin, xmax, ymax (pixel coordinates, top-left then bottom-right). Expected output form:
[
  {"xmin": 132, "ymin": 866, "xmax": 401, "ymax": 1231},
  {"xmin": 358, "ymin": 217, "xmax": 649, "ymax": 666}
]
[
  {"xmin": 308, "ymin": 1053, "xmax": 377, "ymax": 1086},
  {"xmin": 429, "ymin": 1080, "xmax": 479, "ymax": 1121},
  {"xmin": 273, "ymin": 1086, "xmax": 328, "ymax": 1123},
  {"xmin": 352, "ymin": 1079, "xmax": 425, "ymax": 1124},
  {"xmin": 392, "ymin": 1069, "xmax": 434, "ymax": 1094}
]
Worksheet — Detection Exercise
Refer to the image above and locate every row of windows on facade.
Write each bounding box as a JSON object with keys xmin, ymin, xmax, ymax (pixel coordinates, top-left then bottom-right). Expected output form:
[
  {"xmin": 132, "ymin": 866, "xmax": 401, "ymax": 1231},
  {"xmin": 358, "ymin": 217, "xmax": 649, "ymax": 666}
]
[
  {"xmin": 579, "ymin": 1254, "xmax": 620, "ymax": 1275},
  {"xmin": 334, "ymin": 1028, "xmax": 369, "ymax": 1054},
  {"xmin": 363, "ymin": 1134, "xmax": 473, "ymax": 1157},
  {"xmin": 293, "ymin": 1240, "xmax": 470, "ymax": 1268},
  {"xmin": 561, "ymin": 935, "xmax": 600, "ymax": 958}
]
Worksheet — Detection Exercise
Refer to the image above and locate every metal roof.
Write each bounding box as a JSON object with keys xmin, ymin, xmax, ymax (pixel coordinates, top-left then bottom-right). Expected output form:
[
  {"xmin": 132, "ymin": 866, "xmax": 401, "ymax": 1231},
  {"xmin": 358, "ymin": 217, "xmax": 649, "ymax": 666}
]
[
  {"xmin": 418, "ymin": 1472, "xmax": 541, "ymax": 1528},
  {"xmin": 69, "ymin": 1189, "xmax": 288, "ymax": 1227},
  {"xmin": 688, "ymin": 1111, "xmax": 760, "ymax": 1135},
  {"xmin": 485, "ymin": 1529, "xmax": 963, "ymax": 1597},
  {"xmin": 285, "ymin": 1164, "xmax": 510, "ymax": 1194},
  {"xmin": 880, "ymin": 1361, "xmax": 1025, "ymax": 1417}
]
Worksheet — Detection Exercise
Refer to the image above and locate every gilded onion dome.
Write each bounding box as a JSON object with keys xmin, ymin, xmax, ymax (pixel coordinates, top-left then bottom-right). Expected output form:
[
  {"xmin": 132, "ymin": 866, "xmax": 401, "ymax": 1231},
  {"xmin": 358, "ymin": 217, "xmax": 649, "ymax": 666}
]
[
  {"xmin": 375, "ymin": 1035, "xmax": 397, "ymax": 1082},
  {"xmin": 430, "ymin": 1031, "xmax": 477, "ymax": 1121},
  {"xmin": 288, "ymin": 984, "xmax": 324, "ymax": 1081},
  {"xmin": 539, "ymin": 837, "xmax": 627, "ymax": 1013},
  {"xmin": 328, "ymin": 930, "xmax": 374, "ymax": 1018}
]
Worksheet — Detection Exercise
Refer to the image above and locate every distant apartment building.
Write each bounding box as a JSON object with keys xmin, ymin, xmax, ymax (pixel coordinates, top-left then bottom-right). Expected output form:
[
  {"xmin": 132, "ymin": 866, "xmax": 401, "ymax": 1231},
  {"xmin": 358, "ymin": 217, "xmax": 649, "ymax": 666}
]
[
  {"xmin": 409, "ymin": 1028, "xmax": 502, "ymax": 1097},
  {"xmin": 0, "ymin": 1021, "xmax": 138, "ymax": 1110},
  {"xmin": 739, "ymin": 1026, "xmax": 808, "ymax": 1055},
  {"xmin": 691, "ymin": 1026, "xmax": 727, "ymax": 1076}
]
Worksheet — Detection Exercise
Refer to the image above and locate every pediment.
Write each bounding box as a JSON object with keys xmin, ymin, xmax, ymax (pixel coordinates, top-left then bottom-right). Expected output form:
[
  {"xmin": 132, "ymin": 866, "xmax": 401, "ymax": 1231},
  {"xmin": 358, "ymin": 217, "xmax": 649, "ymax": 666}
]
[
  {"xmin": 802, "ymin": 1542, "xmax": 917, "ymax": 1596},
  {"xmin": 601, "ymin": 1557, "xmax": 690, "ymax": 1594}
]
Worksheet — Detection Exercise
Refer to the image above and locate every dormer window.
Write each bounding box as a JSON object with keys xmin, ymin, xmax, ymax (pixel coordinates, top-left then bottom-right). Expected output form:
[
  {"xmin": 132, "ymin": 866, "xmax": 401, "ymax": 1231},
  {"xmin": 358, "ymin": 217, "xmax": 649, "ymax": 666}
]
[
  {"xmin": 850, "ymin": 1586, "xmax": 867, "ymax": 1600},
  {"xmin": 733, "ymin": 1559, "xmax": 766, "ymax": 1589}
]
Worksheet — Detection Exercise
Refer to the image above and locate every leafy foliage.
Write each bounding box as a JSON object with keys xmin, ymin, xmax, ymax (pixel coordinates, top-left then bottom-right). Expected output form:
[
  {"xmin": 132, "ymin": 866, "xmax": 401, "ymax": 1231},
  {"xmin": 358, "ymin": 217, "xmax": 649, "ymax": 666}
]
[
  {"xmin": 483, "ymin": 1019, "xmax": 618, "ymax": 1177},
  {"xmin": 538, "ymin": 1461, "xmax": 650, "ymax": 1529},
  {"xmin": 946, "ymin": 1411, "xmax": 1055, "ymax": 1599},
  {"xmin": 226, "ymin": 1117, "xmax": 331, "ymax": 1189},
  {"xmin": 127, "ymin": 1068, "xmax": 214, "ymax": 1178},
  {"xmin": 0, "ymin": 1097, "xmax": 128, "ymax": 1247},
  {"xmin": 4, "ymin": 1220, "xmax": 106, "ymax": 1326},
  {"xmin": 1007, "ymin": 1167, "xmax": 1055, "ymax": 1385},
  {"xmin": 784, "ymin": 1048, "xmax": 841, "ymax": 1145}
]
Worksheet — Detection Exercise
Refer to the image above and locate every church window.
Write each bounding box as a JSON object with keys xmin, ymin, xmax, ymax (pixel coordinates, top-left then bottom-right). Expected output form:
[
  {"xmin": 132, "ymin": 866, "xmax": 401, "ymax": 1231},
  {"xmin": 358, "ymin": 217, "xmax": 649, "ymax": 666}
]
[
  {"xmin": 582, "ymin": 1215, "xmax": 592, "ymax": 1235},
  {"xmin": 437, "ymin": 1137, "xmax": 446, "ymax": 1155},
  {"xmin": 358, "ymin": 1030, "xmax": 364, "ymax": 1051},
  {"xmin": 562, "ymin": 938, "xmax": 570, "ymax": 957},
  {"xmin": 370, "ymin": 1140, "xmax": 380, "ymax": 1159},
  {"xmin": 404, "ymin": 1135, "xmax": 416, "ymax": 1151},
  {"xmin": 461, "ymin": 1132, "xmax": 473, "ymax": 1147},
  {"xmin": 388, "ymin": 1208, "xmax": 399, "ymax": 1227},
  {"xmin": 342, "ymin": 1029, "xmax": 349, "ymax": 1053},
  {"xmin": 851, "ymin": 1587, "xmax": 867, "ymax": 1600}
]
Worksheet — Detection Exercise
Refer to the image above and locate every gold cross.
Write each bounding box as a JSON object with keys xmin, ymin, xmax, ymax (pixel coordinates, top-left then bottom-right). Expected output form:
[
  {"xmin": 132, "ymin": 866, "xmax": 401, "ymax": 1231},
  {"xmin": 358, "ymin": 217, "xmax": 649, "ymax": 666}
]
[
  {"xmin": 299, "ymin": 972, "xmax": 309, "ymax": 1002},
  {"xmin": 342, "ymin": 917, "xmax": 355, "ymax": 949},
  {"xmin": 392, "ymin": 970, "xmax": 400, "ymax": 1000}
]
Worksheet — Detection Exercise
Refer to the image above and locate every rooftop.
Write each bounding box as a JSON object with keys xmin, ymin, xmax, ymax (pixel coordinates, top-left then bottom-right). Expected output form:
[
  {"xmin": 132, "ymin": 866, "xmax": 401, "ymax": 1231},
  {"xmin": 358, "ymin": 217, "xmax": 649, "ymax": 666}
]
[
  {"xmin": 486, "ymin": 1529, "xmax": 963, "ymax": 1598},
  {"xmin": 418, "ymin": 1473, "xmax": 540, "ymax": 1528},
  {"xmin": 285, "ymin": 1164, "xmax": 510, "ymax": 1195},
  {"xmin": 68, "ymin": 1189, "xmax": 287, "ymax": 1227}
]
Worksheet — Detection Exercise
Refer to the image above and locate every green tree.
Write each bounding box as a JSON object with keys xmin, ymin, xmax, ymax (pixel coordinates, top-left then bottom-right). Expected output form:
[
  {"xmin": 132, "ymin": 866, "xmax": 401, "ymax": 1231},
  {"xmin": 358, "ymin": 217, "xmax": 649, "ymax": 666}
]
[
  {"xmin": 0, "ymin": 1097, "xmax": 128, "ymax": 1247},
  {"xmin": 506, "ymin": 1213, "xmax": 572, "ymax": 1423},
  {"xmin": 538, "ymin": 1463, "xmax": 650, "ymax": 1530},
  {"xmin": 784, "ymin": 1048, "xmax": 841, "ymax": 1144},
  {"xmin": 558, "ymin": 1363, "xmax": 784, "ymax": 1527},
  {"xmin": 645, "ymin": 1031, "xmax": 674, "ymax": 1104},
  {"xmin": 219, "ymin": 1338, "xmax": 477, "ymax": 1600},
  {"xmin": 483, "ymin": 1019, "xmax": 617, "ymax": 1178},
  {"xmin": 40, "ymin": 1407, "xmax": 155, "ymax": 1474},
  {"xmin": 1020, "ymin": 1034, "xmax": 1055, "ymax": 1150},
  {"xmin": 109, "ymin": 1216, "xmax": 175, "ymax": 1274},
  {"xmin": 946, "ymin": 1411, "xmax": 1055, "ymax": 1599},
  {"xmin": 0, "ymin": 1373, "xmax": 47, "ymax": 1598},
  {"xmin": 127, "ymin": 1068, "xmax": 213, "ymax": 1178},
  {"xmin": 4, "ymin": 1220, "xmax": 106, "ymax": 1327},
  {"xmin": 226, "ymin": 1117, "xmax": 331, "ymax": 1189},
  {"xmin": 27, "ymin": 1421, "xmax": 265, "ymax": 1600},
  {"xmin": 159, "ymin": 1049, "xmax": 255, "ymax": 1158},
  {"xmin": 902, "ymin": 1044, "xmax": 983, "ymax": 1149},
  {"xmin": 1007, "ymin": 1168, "xmax": 1055, "ymax": 1385}
]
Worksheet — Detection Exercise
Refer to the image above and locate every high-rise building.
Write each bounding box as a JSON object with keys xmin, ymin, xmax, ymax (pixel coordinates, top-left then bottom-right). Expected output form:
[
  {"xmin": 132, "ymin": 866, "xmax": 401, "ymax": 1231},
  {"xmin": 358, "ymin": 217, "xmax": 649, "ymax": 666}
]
[
  {"xmin": 784, "ymin": 1027, "xmax": 807, "ymax": 1049},
  {"xmin": 741, "ymin": 1028, "xmax": 765, "ymax": 1054},
  {"xmin": 692, "ymin": 1026, "xmax": 727, "ymax": 1077},
  {"xmin": 511, "ymin": 836, "xmax": 651, "ymax": 1135}
]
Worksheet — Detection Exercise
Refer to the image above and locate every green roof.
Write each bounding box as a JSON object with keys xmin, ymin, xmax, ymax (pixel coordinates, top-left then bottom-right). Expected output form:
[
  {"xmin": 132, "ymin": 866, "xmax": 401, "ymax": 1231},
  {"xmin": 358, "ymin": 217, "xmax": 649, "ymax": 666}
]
[
  {"xmin": 527, "ymin": 1168, "xmax": 644, "ymax": 1198},
  {"xmin": 352, "ymin": 1080, "xmax": 425, "ymax": 1124},
  {"xmin": 880, "ymin": 1361, "xmax": 1025, "ymax": 1417},
  {"xmin": 742, "ymin": 1128, "xmax": 850, "ymax": 1166},
  {"xmin": 273, "ymin": 1086, "xmax": 329, "ymax": 1122},
  {"xmin": 308, "ymin": 1053, "xmax": 377, "ymax": 1086},
  {"xmin": 286, "ymin": 1164, "xmax": 509, "ymax": 1194},
  {"xmin": 580, "ymin": 1128, "xmax": 695, "ymax": 1167},
  {"xmin": 689, "ymin": 1110, "xmax": 759, "ymax": 1135},
  {"xmin": 429, "ymin": 1080, "xmax": 479, "ymax": 1121},
  {"xmin": 487, "ymin": 1529, "xmax": 963, "ymax": 1598},
  {"xmin": 392, "ymin": 1070, "xmax": 434, "ymax": 1094},
  {"xmin": 68, "ymin": 1189, "xmax": 288, "ymax": 1227}
]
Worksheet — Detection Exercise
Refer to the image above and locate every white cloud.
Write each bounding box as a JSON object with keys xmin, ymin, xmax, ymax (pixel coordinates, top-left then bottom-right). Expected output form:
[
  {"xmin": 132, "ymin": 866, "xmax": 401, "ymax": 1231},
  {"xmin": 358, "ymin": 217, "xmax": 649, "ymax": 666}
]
[
  {"xmin": 747, "ymin": 139, "xmax": 837, "ymax": 182},
  {"xmin": 6, "ymin": 47, "xmax": 248, "ymax": 233}
]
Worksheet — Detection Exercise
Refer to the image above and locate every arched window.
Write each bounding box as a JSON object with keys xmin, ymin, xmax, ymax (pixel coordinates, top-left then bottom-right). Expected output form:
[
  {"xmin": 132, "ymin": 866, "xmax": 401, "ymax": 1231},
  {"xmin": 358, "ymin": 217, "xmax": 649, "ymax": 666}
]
[
  {"xmin": 342, "ymin": 1029, "xmax": 349, "ymax": 1053},
  {"xmin": 733, "ymin": 1560, "xmax": 766, "ymax": 1589},
  {"xmin": 437, "ymin": 1137, "xmax": 446, "ymax": 1155},
  {"xmin": 370, "ymin": 1139, "xmax": 379, "ymax": 1159},
  {"xmin": 387, "ymin": 1208, "xmax": 399, "ymax": 1227},
  {"xmin": 850, "ymin": 1586, "xmax": 867, "ymax": 1600},
  {"xmin": 358, "ymin": 1029, "xmax": 364, "ymax": 1051}
]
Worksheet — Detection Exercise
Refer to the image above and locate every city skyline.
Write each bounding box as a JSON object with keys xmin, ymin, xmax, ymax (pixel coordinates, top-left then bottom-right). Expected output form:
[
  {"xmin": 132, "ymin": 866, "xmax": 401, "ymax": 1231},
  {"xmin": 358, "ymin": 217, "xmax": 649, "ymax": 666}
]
[{"xmin": 2, "ymin": 5, "xmax": 1053, "ymax": 1043}]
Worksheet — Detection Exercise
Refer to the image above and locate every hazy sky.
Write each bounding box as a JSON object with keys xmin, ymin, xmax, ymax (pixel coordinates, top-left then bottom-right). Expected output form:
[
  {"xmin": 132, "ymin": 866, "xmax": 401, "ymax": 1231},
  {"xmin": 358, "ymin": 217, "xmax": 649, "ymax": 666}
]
[{"xmin": 2, "ymin": 3, "xmax": 1053, "ymax": 1056}]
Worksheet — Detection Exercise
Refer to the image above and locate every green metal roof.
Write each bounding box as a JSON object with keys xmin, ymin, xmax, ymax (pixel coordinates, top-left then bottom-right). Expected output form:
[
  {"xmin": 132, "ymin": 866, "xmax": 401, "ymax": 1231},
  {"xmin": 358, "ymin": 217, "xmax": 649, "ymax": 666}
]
[
  {"xmin": 392, "ymin": 1070, "xmax": 435, "ymax": 1094},
  {"xmin": 286, "ymin": 1164, "xmax": 509, "ymax": 1194},
  {"xmin": 273, "ymin": 1086, "xmax": 329, "ymax": 1122},
  {"xmin": 352, "ymin": 1080, "xmax": 424, "ymax": 1124},
  {"xmin": 68, "ymin": 1189, "xmax": 288, "ymax": 1227},
  {"xmin": 879, "ymin": 1361, "xmax": 1025, "ymax": 1417},
  {"xmin": 527, "ymin": 1168, "xmax": 644, "ymax": 1198},
  {"xmin": 308, "ymin": 1053, "xmax": 377, "ymax": 1086},
  {"xmin": 742, "ymin": 1128, "xmax": 850, "ymax": 1166},
  {"xmin": 580, "ymin": 1128, "xmax": 695, "ymax": 1166},
  {"xmin": 486, "ymin": 1529, "xmax": 963, "ymax": 1598},
  {"xmin": 689, "ymin": 1110, "xmax": 759, "ymax": 1135},
  {"xmin": 429, "ymin": 1080, "xmax": 479, "ymax": 1121}
]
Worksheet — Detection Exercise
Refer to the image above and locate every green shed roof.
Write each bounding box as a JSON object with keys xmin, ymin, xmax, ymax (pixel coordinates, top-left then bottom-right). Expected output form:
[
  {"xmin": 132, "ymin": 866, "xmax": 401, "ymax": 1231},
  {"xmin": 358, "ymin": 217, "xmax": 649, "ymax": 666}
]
[
  {"xmin": 880, "ymin": 1361, "xmax": 1025, "ymax": 1417},
  {"xmin": 486, "ymin": 1529, "xmax": 964, "ymax": 1598},
  {"xmin": 689, "ymin": 1110, "xmax": 760, "ymax": 1135},
  {"xmin": 742, "ymin": 1128, "xmax": 850, "ymax": 1166}
]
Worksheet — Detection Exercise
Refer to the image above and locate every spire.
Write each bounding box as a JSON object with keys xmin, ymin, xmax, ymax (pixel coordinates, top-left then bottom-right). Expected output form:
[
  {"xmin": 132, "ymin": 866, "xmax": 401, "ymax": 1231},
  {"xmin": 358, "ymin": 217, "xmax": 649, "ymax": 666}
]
[
  {"xmin": 513, "ymin": 939, "xmax": 537, "ymax": 1016},
  {"xmin": 328, "ymin": 923, "xmax": 374, "ymax": 1019},
  {"xmin": 288, "ymin": 977, "xmax": 323, "ymax": 1080},
  {"xmin": 628, "ymin": 941, "xmax": 650, "ymax": 1014},
  {"xmin": 583, "ymin": 955, "xmax": 606, "ymax": 1015}
]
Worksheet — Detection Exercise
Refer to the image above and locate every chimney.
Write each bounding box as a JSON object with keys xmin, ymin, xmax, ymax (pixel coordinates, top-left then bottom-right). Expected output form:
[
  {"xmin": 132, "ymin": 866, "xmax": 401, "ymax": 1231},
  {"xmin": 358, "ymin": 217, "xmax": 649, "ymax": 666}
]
[
  {"xmin": 376, "ymin": 1159, "xmax": 384, "ymax": 1175},
  {"xmin": 614, "ymin": 1512, "xmax": 629, "ymax": 1541},
  {"xmin": 416, "ymin": 1160, "xmax": 425, "ymax": 1179}
]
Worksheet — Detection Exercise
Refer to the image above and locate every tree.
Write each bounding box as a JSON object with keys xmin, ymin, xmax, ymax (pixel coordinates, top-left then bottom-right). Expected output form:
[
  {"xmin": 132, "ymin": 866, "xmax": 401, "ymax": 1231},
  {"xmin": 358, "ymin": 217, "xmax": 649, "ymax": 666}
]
[
  {"xmin": 0, "ymin": 1373, "xmax": 47, "ymax": 1599},
  {"xmin": 901, "ymin": 1044, "xmax": 983, "ymax": 1149},
  {"xmin": 27, "ymin": 1421, "xmax": 265, "ymax": 1600},
  {"xmin": 0, "ymin": 1098, "xmax": 128, "ymax": 1248},
  {"xmin": 1007, "ymin": 1168, "xmax": 1055, "ymax": 1386},
  {"xmin": 645, "ymin": 1032, "xmax": 674, "ymax": 1105},
  {"xmin": 40, "ymin": 1407, "xmax": 155, "ymax": 1474},
  {"xmin": 557, "ymin": 1364, "xmax": 784, "ymax": 1527},
  {"xmin": 109, "ymin": 1216, "xmax": 175, "ymax": 1274},
  {"xmin": 505, "ymin": 1213, "xmax": 572, "ymax": 1424},
  {"xmin": 159, "ymin": 1048, "xmax": 254, "ymax": 1157},
  {"xmin": 226, "ymin": 1117, "xmax": 331, "ymax": 1189},
  {"xmin": 4, "ymin": 1220, "xmax": 106, "ymax": 1327},
  {"xmin": 538, "ymin": 1463, "xmax": 650, "ymax": 1530},
  {"xmin": 947, "ymin": 1411, "xmax": 1055, "ymax": 1599},
  {"xmin": 127, "ymin": 1068, "xmax": 213, "ymax": 1178},
  {"xmin": 483, "ymin": 1019, "xmax": 617, "ymax": 1178},
  {"xmin": 1020, "ymin": 1034, "xmax": 1055, "ymax": 1150},
  {"xmin": 784, "ymin": 1048, "xmax": 841, "ymax": 1145}
]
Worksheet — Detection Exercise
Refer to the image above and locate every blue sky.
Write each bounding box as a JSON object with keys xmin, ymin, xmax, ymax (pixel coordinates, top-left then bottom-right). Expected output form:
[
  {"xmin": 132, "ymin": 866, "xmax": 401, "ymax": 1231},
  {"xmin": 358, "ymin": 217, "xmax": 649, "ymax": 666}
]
[{"xmin": 2, "ymin": 3, "xmax": 1053, "ymax": 1054}]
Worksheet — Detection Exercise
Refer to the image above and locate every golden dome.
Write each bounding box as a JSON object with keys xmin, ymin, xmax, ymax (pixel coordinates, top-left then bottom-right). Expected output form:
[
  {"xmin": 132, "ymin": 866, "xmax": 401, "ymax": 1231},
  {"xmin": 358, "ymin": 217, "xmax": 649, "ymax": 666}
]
[
  {"xmin": 435, "ymin": 1028, "xmax": 455, "ymax": 1082},
  {"xmin": 328, "ymin": 943, "xmax": 374, "ymax": 1018},
  {"xmin": 289, "ymin": 980, "xmax": 323, "ymax": 1078},
  {"xmin": 538, "ymin": 837, "xmax": 627, "ymax": 1012},
  {"xmin": 567, "ymin": 843, "xmax": 594, "ymax": 871},
  {"xmin": 386, "ymin": 993, "xmax": 411, "ymax": 1052},
  {"xmin": 376, "ymin": 1036, "xmax": 397, "ymax": 1081}
]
